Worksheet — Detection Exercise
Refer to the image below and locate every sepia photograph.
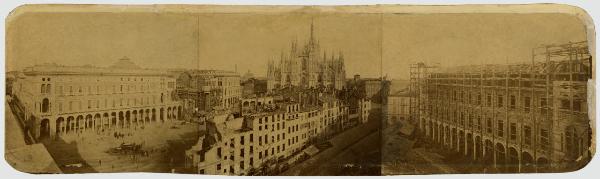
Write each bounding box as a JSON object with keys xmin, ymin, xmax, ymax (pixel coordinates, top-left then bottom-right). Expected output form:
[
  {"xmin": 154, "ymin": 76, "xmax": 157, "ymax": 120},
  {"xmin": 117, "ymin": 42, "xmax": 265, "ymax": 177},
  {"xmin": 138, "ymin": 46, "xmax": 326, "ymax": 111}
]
[{"xmin": 2, "ymin": 3, "xmax": 595, "ymax": 176}]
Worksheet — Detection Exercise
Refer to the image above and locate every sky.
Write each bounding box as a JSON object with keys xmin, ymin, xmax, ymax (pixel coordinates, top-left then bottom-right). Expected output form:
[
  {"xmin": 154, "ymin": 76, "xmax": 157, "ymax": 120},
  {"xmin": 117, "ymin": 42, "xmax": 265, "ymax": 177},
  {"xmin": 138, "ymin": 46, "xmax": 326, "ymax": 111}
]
[{"xmin": 7, "ymin": 11, "xmax": 587, "ymax": 80}]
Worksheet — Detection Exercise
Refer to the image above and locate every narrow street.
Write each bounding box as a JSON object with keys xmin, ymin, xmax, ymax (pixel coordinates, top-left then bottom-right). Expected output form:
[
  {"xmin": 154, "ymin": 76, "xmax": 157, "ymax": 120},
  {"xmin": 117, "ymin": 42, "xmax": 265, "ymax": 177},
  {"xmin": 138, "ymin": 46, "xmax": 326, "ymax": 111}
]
[{"xmin": 282, "ymin": 112, "xmax": 381, "ymax": 176}]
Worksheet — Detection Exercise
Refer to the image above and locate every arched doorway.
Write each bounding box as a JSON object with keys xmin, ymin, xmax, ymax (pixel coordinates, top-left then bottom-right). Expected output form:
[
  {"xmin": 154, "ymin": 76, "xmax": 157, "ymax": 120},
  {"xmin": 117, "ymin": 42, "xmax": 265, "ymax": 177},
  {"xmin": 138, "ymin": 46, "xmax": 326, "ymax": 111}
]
[
  {"xmin": 125, "ymin": 111, "xmax": 131, "ymax": 128},
  {"xmin": 160, "ymin": 108, "xmax": 164, "ymax": 122},
  {"xmin": 466, "ymin": 133, "xmax": 474, "ymax": 158},
  {"xmin": 475, "ymin": 136, "xmax": 482, "ymax": 161},
  {"xmin": 167, "ymin": 107, "xmax": 171, "ymax": 120},
  {"xmin": 111, "ymin": 112, "xmax": 117, "ymax": 126},
  {"xmin": 119, "ymin": 111, "xmax": 124, "ymax": 128},
  {"xmin": 86, "ymin": 114, "xmax": 93, "ymax": 130},
  {"xmin": 39, "ymin": 118, "xmax": 50, "ymax": 139},
  {"xmin": 56, "ymin": 117, "xmax": 65, "ymax": 136},
  {"xmin": 178, "ymin": 106, "xmax": 182, "ymax": 120},
  {"xmin": 152, "ymin": 108, "xmax": 156, "ymax": 122},
  {"xmin": 537, "ymin": 157, "xmax": 550, "ymax": 173},
  {"xmin": 94, "ymin": 114, "xmax": 102, "ymax": 130},
  {"xmin": 495, "ymin": 143, "xmax": 506, "ymax": 172},
  {"xmin": 132, "ymin": 110, "xmax": 138, "ymax": 125},
  {"xmin": 507, "ymin": 147, "xmax": 519, "ymax": 173},
  {"xmin": 521, "ymin": 152, "xmax": 534, "ymax": 173},
  {"xmin": 76, "ymin": 115, "xmax": 84, "ymax": 132},
  {"xmin": 66, "ymin": 116, "xmax": 75, "ymax": 133},
  {"xmin": 484, "ymin": 140, "xmax": 494, "ymax": 166}
]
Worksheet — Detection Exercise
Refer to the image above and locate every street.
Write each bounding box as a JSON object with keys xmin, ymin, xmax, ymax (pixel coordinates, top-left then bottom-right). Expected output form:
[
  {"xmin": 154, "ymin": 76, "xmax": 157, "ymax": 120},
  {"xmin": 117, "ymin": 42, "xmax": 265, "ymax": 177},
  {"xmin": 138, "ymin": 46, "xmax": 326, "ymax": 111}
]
[{"xmin": 282, "ymin": 112, "xmax": 381, "ymax": 176}]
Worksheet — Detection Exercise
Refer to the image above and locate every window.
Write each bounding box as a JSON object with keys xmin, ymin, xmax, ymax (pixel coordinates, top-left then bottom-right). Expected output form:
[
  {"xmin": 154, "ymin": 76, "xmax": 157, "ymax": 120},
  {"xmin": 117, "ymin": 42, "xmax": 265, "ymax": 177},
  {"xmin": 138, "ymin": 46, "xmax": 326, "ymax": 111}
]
[
  {"xmin": 523, "ymin": 126, "xmax": 532, "ymax": 145},
  {"xmin": 199, "ymin": 169, "xmax": 205, "ymax": 174},
  {"xmin": 240, "ymin": 161, "xmax": 244, "ymax": 169},
  {"xmin": 250, "ymin": 134, "xmax": 254, "ymax": 142},
  {"xmin": 540, "ymin": 128, "xmax": 549, "ymax": 151},
  {"xmin": 497, "ymin": 120, "xmax": 504, "ymax": 137},
  {"xmin": 217, "ymin": 147, "xmax": 222, "ymax": 158},
  {"xmin": 560, "ymin": 99, "xmax": 570, "ymax": 110},
  {"xmin": 524, "ymin": 97, "xmax": 531, "ymax": 112},
  {"xmin": 509, "ymin": 95, "xmax": 516, "ymax": 109},
  {"xmin": 510, "ymin": 123, "xmax": 517, "ymax": 140},
  {"xmin": 240, "ymin": 136, "xmax": 245, "ymax": 145},
  {"xmin": 486, "ymin": 118, "xmax": 492, "ymax": 134},
  {"xmin": 497, "ymin": 95, "xmax": 504, "ymax": 107},
  {"xmin": 486, "ymin": 94, "xmax": 492, "ymax": 107},
  {"xmin": 217, "ymin": 164, "xmax": 221, "ymax": 170},
  {"xmin": 240, "ymin": 148, "xmax": 244, "ymax": 157}
]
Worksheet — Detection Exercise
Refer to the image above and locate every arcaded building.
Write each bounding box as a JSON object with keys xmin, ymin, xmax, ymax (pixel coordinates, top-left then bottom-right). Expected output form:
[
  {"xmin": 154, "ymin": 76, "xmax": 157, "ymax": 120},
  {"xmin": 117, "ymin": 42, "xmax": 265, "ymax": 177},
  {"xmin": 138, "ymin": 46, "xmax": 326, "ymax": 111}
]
[
  {"xmin": 11, "ymin": 58, "xmax": 183, "ymax": 140},
  {"xmin": 411, "ymin": 42, "xmax": 591, "ymax": 172}
]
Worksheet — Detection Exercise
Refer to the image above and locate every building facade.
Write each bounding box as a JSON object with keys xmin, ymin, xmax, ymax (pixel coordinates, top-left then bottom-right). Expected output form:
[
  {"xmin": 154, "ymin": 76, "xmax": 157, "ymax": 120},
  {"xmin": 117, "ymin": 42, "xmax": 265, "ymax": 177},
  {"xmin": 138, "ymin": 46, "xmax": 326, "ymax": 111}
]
[
  {"xmin": 11, "ymin": 58, "xmax": 182, "ymax": 140},
  {"xmin": 387, "ymin": 90, "xmax": 411, "ymax": 125},
  {"xmin": 266, "ymin": 23, "xmax": 346, "ymax": 91},
  {"xmin": 412, "ymin": 42, "xmax": 591, "ymax": 172},
  {"xmin": 186, "ymin": 92, "xmax": 356, "ymax": 175},
  {"xmin": 177, "ymin": 70, "xmax": 242, "ymax": 112}
]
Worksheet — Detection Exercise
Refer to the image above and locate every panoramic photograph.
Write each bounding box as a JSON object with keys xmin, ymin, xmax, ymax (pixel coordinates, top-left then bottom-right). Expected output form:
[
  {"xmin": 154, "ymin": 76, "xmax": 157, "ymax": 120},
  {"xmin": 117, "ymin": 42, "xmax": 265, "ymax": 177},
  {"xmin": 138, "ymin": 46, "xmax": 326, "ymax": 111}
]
[{"xmin": 4, "ymin": 4, "xmax": 595, "ymax": 176}]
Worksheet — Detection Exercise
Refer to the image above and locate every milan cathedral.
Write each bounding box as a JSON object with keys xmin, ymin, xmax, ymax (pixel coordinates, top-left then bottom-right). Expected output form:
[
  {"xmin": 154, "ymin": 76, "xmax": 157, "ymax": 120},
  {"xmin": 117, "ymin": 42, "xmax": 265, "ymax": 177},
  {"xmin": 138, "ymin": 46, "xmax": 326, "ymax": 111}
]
[{"xmin": 267, "ymin": 22, "xmax": 347, "ymax": 91}]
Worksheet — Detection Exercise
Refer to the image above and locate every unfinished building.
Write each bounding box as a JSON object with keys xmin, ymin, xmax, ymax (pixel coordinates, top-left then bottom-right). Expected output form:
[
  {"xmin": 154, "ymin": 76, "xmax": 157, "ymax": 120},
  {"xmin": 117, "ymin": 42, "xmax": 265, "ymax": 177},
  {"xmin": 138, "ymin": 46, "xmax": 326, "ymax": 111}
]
[{"xmin": 410, "ymin": 41, "xmax": 592, "ymax": 173}]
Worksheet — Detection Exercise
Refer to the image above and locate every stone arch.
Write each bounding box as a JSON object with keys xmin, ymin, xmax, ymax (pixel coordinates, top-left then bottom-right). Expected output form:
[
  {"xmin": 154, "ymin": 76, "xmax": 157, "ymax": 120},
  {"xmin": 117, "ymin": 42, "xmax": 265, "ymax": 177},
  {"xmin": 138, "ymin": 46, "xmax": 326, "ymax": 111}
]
[
  {"xmin": 466, "ymin": 133, "xmax": 474, "ymax": 158},
  {"xmin": 56, "ymin": 117, "xmax": 65, "ymax": 135},
  {"xmin": 132, "ymin": 110, "xmax": 138, "ymax": 124},
  {"xmin": 66, "ymin": 116, "xmax": 75, "ymax": 133},
  {"xmin": 521, "ymin": 152, "xmax": 534, "ymax": 173},
  {"xmin": 111, "ymin": 112, "xmax": 117, "ymax": 126},
  {"xmin": 85, "ymin": 114, "xmax": 93, "ymax": 129},
  {"xmin": 495, "ymin": 143, "xmax": 506, "ymax": 172},
  {"xmin": 76, "ymin": 115, "xmax": 84, "ymax": 132},
  {"xmin": 167, "ymin": 107, "xmax": 172, "ymax": 120},
  {"xmin": 94, "ymin": 114, "xmax": 101, "ymax": 130},
  {"xmin": 484, "ymin": 140, "xmax": 494, "ymax": 166},
  {"xmin": 126, "ymin": 111, "xmax": 131, "ymax": 128},
  {"xmin": 118, "ymin": 111, "xmax": 124, "ymax": 128},
  {"xmin": 145, "ymin": 109, "xmax": 150, "ymax": 122},
  {"xmin": 243, "ymin": 101, "xmax": 249, "ymax": 107},
  {"xmin": 39, "ymin": 118, "xmax": 50, "ymax": 139},
  {"xmin": 160, "ymin": 108, "xmax": 164, "ymax": 122},
  {"xmin": 178, "ymin": 106, "xmax": 182, "ymax": 120},
  {"xmin": 537, "ymin": 157, "xmax": 550, "ymax": 173},
  {"xmin": 152, "ymin": 108, "xmax": 156, "ymax": 121},
  {"xmin": 507, "ymin": 147, "xmax": 519, "ymax": 173}
]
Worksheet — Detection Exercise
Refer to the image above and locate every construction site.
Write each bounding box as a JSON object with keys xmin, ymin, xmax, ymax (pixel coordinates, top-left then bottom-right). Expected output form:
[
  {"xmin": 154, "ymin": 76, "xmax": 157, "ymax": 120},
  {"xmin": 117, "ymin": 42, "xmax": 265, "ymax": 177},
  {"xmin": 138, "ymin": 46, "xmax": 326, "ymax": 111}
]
[{"xmin": 407, "ymin": 41, "xmax": 593, "ymax": 173}]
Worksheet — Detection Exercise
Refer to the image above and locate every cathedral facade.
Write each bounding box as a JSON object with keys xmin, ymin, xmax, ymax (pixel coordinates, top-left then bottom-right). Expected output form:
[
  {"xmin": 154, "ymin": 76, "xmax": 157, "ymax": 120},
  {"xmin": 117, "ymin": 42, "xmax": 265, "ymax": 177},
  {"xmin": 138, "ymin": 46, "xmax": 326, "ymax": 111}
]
[{"xmin": 267, "ymin": 23, "xmax": 346, "ymax": 91}]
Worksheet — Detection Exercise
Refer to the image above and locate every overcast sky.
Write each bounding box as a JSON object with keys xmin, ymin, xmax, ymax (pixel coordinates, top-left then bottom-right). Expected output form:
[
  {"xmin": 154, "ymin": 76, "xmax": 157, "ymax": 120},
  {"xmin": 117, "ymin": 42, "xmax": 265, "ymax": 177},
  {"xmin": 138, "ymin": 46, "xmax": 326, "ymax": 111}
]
[{"xmin": 7, "ymin": 12, "xmax": 587, "ymax": 80}]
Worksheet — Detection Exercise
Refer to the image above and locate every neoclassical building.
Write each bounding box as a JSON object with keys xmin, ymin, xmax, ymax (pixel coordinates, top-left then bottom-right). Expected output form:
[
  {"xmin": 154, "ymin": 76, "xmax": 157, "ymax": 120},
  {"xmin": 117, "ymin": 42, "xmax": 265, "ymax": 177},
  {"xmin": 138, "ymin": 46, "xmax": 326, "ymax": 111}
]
[
  {"xmin": 11, "ymin": 58, "xmax": 183, "ymax": 140},
  {"xmin": 266, "ymin": 23, "xmax": 346, "ymax": 91}
]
